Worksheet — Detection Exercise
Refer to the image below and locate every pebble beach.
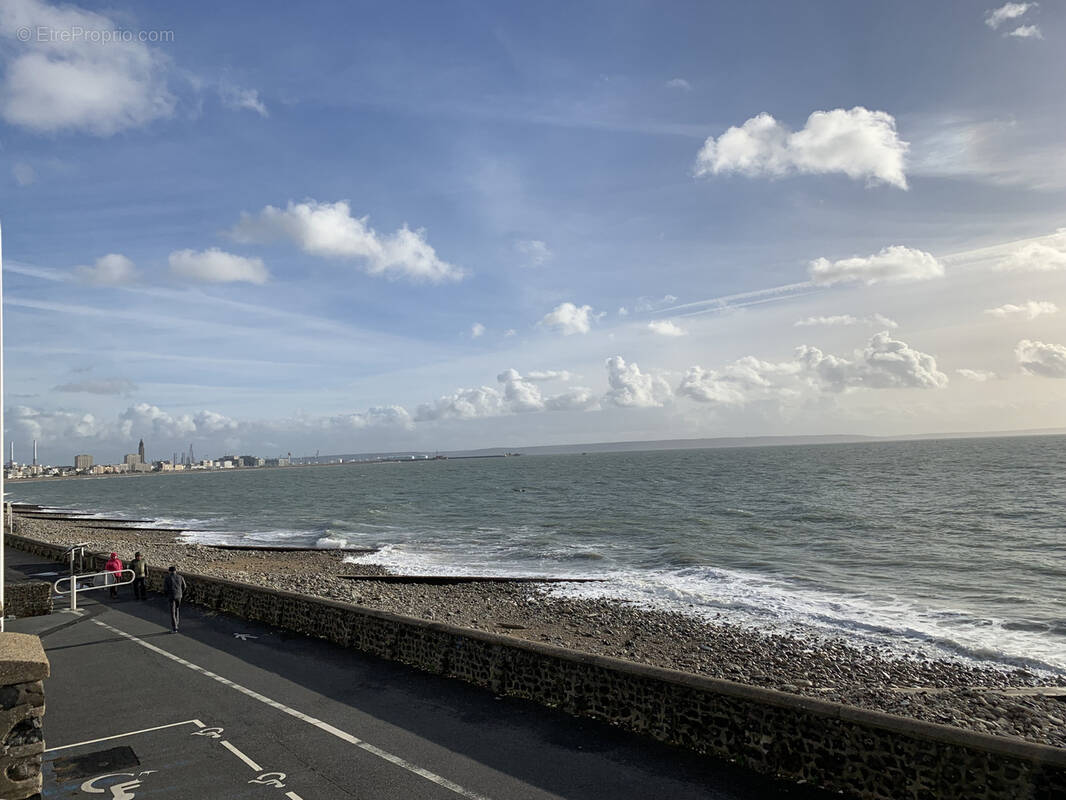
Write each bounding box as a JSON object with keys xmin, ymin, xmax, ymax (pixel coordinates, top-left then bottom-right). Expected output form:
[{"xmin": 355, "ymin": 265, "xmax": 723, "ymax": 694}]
[{"xmin": 12, "ymin": 512, "xmax": 1066, "ymax": 751}]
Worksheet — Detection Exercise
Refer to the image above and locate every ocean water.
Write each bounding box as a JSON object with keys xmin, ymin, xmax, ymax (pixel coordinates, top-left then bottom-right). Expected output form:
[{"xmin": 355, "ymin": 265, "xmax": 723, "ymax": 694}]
[{"xmin": 9, "ymin": 436, "xmax": 1066, "ymax": 674}]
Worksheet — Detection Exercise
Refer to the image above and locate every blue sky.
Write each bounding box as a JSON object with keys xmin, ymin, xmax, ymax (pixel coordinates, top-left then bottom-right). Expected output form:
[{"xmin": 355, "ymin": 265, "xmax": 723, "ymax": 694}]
[{"xmin": 2, "ymin": 0, "xmax": 1065, "ymax": 463}]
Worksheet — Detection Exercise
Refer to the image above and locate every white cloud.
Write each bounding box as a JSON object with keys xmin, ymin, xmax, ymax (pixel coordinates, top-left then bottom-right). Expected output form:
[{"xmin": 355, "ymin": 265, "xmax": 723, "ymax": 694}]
[
  {"xmin": 678, "ymin": 357, "xmax": 801, "ymax": 406},
  {"xmin": 327, "ymin": 406, "xmax": 412, "ymax": 431},
  {"xmin": 1016, "ymin": 339, "xmax": 1066, "ymax": 378},
  {"xmin": 617, "ymin": 307, "xmax": 629, "ymax": 317},
  {"xmin": 798, "ymin": 332, "xmax": 948, "ymax": 391},
  {"xmin": 956, "ymin": 369, "xmax": 997, "ymax": 382},
  {"xmin": 695, "ymin": 107, "xmax": 909, "ymax": 189},
  {"xmin": 515, "ymin": 239, "xmax": 552, "ymax": 267},
  {"xmin": 118, "ymin": 403, "xmax": 196, "ymax": 440},
  {"xmin": 75, "ymin": 253, "xmax": 138, "ymax": 286},
  {"xmin": 219, "ymin": 84, "xmax": 267, "ymax": 116},
  {"xmin": 53, "ymin": 378, "xmax": 137, "ymax": 395},
  {"xmin": 603, "ymin": 356, "xmax": 671, "ymax": 408},
  {"xmin": 1008, "ymin": 24, "xmax": 1042, "ymax": 38},
  {"xmin": 525, "ymin": 370, "xmax": 573, "ymax": 382},
  {"xmin": 12, "ymin": 162, "xmax": 35, "ymax": 186},
  {"xmin": 169, "ymin": 248, "xmax": 269, "ymax": 285},
  {"xmin": 1000, "ymin": 230, "xmax": 1066, "ymax": 271},
  {"xmin": 809, "ymin": 245, "xmax": 943, "ymax": 286},
  {"xmin": 985, "ymin": 3, "xmax": 1035, "ymax": 29},
  {"xmin": 0, "ymin": 0, "xmax": 175, "ymax": 135},
  {"xmin": 414, "ymin": 386, "xmax": 507, "ymax": 421},
  {"xmin": 229, "ymin": 200, "xmax": 464, "ymax": 283},
  {"xmin": 984, "ymin": 300, "xmax": 1058, "ymax": 319},
  {"xmin": 647, "ymin": 320, "xmax": 686, "ymax": 337},
  {"xmin": 496, "ymin": 369, "xmax": 545, "ymax": 412},
  {"xmin": 470, "ymin": 322, "xmax": 486, "ymax": 338},
  {"xmin": 665, "ymin": 78, "xmax": 691, "ymax": 91},
  {"xmin": 795, "ymin": 313, "xmax": 899, "ymax": 329},
  {"xmin": 504, "ymin": 329, "xmax": 517, "ymax": 337},
  {"xmin": 539, "ymin": 302, "xmax": 596, "ymax": 335}
]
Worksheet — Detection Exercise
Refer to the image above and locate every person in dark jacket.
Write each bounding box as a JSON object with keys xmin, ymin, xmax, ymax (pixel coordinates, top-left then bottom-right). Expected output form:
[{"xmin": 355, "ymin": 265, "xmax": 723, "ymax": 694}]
[
  {"xmin": 130, "ymin": 552, "xmax": 148, "ymax": 600},
  {"xmin": 163, "ymin": 565, "xmax": 187, "ymax": 632}
]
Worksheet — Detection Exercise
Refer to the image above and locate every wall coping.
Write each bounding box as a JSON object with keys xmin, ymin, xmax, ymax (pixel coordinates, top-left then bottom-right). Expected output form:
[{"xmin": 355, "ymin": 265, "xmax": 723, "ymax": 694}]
[
  {"xmin": 11, "ymin": 531, "xmax": 1066, "ymax": 768},
  {"xmin": 0, "ymin": 632, "xmax": 50, "ymax": 684}
]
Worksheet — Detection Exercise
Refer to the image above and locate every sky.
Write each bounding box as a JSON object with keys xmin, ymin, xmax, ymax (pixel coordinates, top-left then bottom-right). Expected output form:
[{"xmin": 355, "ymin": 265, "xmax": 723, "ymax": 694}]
[{"xmin": 1, "ymin": 0, "xmax": 1065, "ymax": 464}]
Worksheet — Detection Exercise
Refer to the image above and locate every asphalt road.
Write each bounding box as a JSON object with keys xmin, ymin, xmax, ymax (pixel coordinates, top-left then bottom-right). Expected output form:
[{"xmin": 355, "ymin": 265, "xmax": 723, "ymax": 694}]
[{"xmin": 5, "ymin": 548, "xmax": 835, "ymax": 799}]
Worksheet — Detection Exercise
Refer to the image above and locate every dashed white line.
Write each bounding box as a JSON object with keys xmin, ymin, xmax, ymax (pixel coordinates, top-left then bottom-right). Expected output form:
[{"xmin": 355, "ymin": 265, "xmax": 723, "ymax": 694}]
[
  {"xmin": 221, "ymin": 740, "xmax": 263, "ymax": 772},
  {"xmin": 92, "ymin": 618, "xmax": 495, "ymax": 800},
  {"xmin": 46, "ymin": 720, "xmax": 203, "ymax": 753},
  {"xmin": 285, "ymin": 793, "xmax": 304, "ymax": 800}
]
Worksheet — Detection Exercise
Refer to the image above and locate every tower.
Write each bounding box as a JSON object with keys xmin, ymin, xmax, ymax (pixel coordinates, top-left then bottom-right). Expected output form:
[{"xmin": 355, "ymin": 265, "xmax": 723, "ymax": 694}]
[
  {"xmin": 138, "ymin": 438, "xmax": 145, "ymax": 463},
  {"xmin": 32, "ymin": 439, "xmax": 37, "ymax": 467}
]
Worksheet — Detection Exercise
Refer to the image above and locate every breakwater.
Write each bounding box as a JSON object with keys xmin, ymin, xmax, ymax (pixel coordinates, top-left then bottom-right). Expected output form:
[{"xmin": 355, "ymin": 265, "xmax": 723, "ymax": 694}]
[{"xmin": 9, "ymin": 532, "xmax": 1066, "ymax": 800}]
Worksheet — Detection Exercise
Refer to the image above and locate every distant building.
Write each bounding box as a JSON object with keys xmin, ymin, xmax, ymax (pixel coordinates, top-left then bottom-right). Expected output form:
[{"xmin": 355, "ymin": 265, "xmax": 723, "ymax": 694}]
[
  {"xmin": 74, "ymin": 454, "xmax": 93, "ymax": 471},
  {"xmin": 123, "ymin": 454, "xmax": 141, "ymax": 467},
  {"xmin": 138, "ymin": 439, "xmax": 146, "ymax": 462},
  {"xmin": 237, "ymin": 455, "xmax": 259, "ymax": 467}
]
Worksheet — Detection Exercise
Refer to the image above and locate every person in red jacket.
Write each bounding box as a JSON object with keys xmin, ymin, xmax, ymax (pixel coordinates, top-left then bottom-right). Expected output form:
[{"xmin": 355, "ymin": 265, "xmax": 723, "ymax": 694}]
[{"xmin": 104, "ymin": 552, "xmax": 124, "ymax": 598}]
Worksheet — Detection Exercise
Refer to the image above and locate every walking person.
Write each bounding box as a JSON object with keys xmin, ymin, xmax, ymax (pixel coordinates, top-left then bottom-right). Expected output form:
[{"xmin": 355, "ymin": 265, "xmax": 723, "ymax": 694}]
[
  {"xmin": 130, "ymin": 551, "xmax": 148, "ymax": 600},
  {"xmin": 104, "ymin": 552, "xmax": 124, "ymax": 599},
  {"xmin": 164, "ymin": 565, "xmax": 187, "ymax": 633}
]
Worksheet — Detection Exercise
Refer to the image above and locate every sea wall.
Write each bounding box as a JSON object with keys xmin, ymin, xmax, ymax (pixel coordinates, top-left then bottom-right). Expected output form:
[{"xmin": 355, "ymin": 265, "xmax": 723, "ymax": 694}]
[
  {"xmin": 0, "ymin": 633, "xmax": 49, "ymax": 800},
  {"xmin": 10, "ymin": 532, "xmax": 1066, "ymax": 800},
  {"xmin": 5, "ymin": 584, "xmax": 53, "ymax": 620}
]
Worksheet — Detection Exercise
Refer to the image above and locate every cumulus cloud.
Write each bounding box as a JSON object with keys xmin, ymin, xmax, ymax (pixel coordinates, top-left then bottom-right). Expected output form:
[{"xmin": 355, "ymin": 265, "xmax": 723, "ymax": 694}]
[
  {"xmin": 809, "ymin": 246, "xmax": 943, "ymax": 286},
  {"xmin": 515, "ymin": 239, "xmax": 552, "ymax": 267},
  {"xmin": 75, "ymin": 253, "xmax": 138, "ymax": 286},
  {"xmin": 1008, "ymin": 24, "xmax": 1042, "ymax": 38},
  {"xmin": 665, "ymin": 78, "xmax": 691, "ymax": 91},
  {"xmin": 0, "ymin": 0, "xmax": 175, "ymax": 135},
  {"xmin": 229, "ymin": 200, "xmax": 464, "ymax": 283},
  {"xmin": 169, "ymin": 248, "xmax": 269, "ymax": 284},
  {"xmin": 53, "ymin": 378, "xmax": 137, "ymax": 395},
  {"xmin": 219, "ymin": 83, "xmax": 267, "ymax": 116},
  {"xmin": 647, "ymin": 320, "xmax": 686, "ymax": 337},
  {"xmin": 794, "ymin": 313, "xmax": 899, "ymax": 329},
  {"xmin": 524, "ymin": 370, "xmax": 573, "ymax": 382},
  {"xmin": 694, "ymin": 107, "xmax": 909, "ymax": 189},
  {"xmin": 12, "ymin": 162, "xmax": 34, "ymax": 186},
  {"xmin": 956, "ymin": 368, "xmax": 997, "ymax": 382},
  {"xmin": 539, "ymin": 302, "xmax": 597, "ymax": 335},
  {"xmin": 414, "ymin": 386, "xmax": 508, "ymax": 422},
  {"xmin": 1000, "ymin": 230, "xmax": 1066, "ymax": 272},
  {"xmin": 470, "ymin": 322, "xmax": 486, "ymax": 338},
  {"xmin": 678, "ymin": 357, "xmax": 801, "ymax": 406},
  {"xmin": 118, "ymin": 403, "xmax": 196, "ymax": 440},
  {"xmin": 798, "ymin": 332, "xmax": 948, "ymax": 391},
  {"xmin": 603, "ymin": 356, "xmax": 671, "ymax": 408},
  {"xmin": 985, "ymin": 300, "xmax": 1058, "ymax": 319},
  {"xmin": 1016, "ymin": 339, "xmax": 1066, "ymax": 378},
  {"xmin": 985, "ymin": 3, "xmax": 1034, "ymax": 29},
  {"xmin": 7, "ymin": 404, "xmax": 103, "ymax": 444}
]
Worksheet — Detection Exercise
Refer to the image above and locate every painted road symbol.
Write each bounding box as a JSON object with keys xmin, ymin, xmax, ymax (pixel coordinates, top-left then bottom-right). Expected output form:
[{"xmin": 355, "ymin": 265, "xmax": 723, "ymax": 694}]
[
  {"xmin": 79, "ymin": 770, "xmax": 156, "ymax": 799},
  {"xmin": 249, "ymin": 771, "xmax": 287, "ymax": 788},
  {"xmin": 191, "ymin": 727, "xmax": 224, "ymax": 738},
  {"xmin": 233, "ymin": 633, "xmax": 259, "ymax": 641}
]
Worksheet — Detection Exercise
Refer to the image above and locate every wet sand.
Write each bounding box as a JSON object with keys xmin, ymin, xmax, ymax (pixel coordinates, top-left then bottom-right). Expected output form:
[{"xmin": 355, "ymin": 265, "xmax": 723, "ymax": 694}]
[{"xmin": 13, "ymin": 513, "xmax": 1066, "ymax": 749}]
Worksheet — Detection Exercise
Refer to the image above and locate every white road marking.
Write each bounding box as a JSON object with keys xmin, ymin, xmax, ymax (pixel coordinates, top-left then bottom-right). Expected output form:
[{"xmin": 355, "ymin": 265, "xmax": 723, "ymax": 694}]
[
  {"xmin": 286, "ymin": 792, "xmax": 304, "ymax": 800},
  {"xmin": 46, "ymin": 720, "xmax": 203, "ymax": 753},
  {"xmin": 92, "ymin": 619, "xmax": 495, "ymax": 800},
  {"xmin": 221, "ymin": 740, "xmax": 262, "ymax": 772}
]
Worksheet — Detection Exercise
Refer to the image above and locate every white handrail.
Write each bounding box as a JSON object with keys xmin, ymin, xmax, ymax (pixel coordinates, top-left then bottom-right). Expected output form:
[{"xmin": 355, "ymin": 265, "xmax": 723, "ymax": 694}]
[{"xmin": 54, "ymin": 569, "xmax": 136, "ymax": 611}]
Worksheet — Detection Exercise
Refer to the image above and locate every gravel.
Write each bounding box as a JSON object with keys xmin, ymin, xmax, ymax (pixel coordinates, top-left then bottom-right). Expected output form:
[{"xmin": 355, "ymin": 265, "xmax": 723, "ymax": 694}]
[{"xmin": 16, "ymin": 514, "xmax": 1066, "ymax": 750}]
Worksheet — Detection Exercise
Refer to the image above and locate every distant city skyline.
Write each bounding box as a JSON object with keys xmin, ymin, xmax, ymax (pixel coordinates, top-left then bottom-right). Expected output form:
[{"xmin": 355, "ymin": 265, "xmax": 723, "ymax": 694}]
[{"xmin": 2, "ymin": 0, "xmax": 1065, "ymax": 464}]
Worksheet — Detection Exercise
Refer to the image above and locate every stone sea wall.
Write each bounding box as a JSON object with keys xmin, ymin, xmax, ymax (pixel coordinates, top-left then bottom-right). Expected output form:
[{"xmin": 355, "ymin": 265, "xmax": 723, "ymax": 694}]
[
  {"xmin": 5, "ymin": 584, "xmax": 53, "ymax": 620},
  {"xmin": 10, "ymin": 532, "xmax": 1066, "ymax": 800},
  {"xmin": 0, "ymin": 633, "xmax": 49, "ymax": 800}
]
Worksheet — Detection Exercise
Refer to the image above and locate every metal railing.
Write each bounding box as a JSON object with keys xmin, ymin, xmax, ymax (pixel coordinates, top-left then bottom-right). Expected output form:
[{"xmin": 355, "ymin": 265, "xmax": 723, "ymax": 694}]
[{"xmin": 54, "ymin": 569, "xmax": 135, "ymax": 611}]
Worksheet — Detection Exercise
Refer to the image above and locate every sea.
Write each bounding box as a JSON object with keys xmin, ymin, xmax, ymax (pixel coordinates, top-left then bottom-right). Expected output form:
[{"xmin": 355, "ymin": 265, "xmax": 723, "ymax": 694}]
[{"xmin": 8, "ymin": 435, "xmax": 1066, "ymax": 675}]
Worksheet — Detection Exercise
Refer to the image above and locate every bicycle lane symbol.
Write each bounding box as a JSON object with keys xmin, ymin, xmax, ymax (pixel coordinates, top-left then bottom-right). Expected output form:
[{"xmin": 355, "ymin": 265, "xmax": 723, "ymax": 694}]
[{"xmin": 78, "ymin": 771, "xmax": 157, "ymax": 799}]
